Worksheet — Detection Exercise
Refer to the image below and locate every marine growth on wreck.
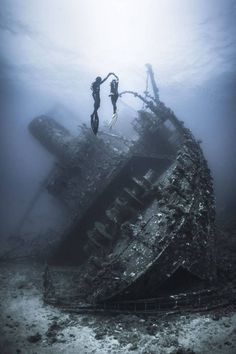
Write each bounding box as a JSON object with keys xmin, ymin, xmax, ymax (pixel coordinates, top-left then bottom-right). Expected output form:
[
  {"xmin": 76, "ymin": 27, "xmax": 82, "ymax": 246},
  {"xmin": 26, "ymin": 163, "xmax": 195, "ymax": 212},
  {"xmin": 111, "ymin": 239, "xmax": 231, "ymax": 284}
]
[{"xmin": 29, "ymin": 65, "xmax": 216, "ymax": 313}]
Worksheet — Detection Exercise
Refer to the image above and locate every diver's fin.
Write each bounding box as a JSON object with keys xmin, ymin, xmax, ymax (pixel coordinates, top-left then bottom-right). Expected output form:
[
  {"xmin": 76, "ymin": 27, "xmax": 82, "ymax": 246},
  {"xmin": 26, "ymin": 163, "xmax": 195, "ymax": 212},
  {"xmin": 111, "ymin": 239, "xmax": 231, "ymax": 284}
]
[
  {"xmin": 109, "ymin": 112, "xmax": 118, "ymax": 130},
  {"xmin": 91, "ymin": 114, "xmax": 99, "ymax": 135}
]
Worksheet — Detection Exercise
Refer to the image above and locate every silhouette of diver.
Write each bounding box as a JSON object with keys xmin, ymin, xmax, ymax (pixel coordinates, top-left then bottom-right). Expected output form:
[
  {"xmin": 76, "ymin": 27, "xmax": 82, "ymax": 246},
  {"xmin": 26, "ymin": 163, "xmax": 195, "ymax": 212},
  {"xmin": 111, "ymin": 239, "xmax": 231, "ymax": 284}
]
[
  {"xmin": 109, "ymin": 78, "xmax": 119, "ymax": 115},
  {"xmin": 90, "ymin": 72, "xmax": 118, "ymax": 135},
  {"xmin": 108, "ymin": 77, "xmax": 119, "ymax": 129}
]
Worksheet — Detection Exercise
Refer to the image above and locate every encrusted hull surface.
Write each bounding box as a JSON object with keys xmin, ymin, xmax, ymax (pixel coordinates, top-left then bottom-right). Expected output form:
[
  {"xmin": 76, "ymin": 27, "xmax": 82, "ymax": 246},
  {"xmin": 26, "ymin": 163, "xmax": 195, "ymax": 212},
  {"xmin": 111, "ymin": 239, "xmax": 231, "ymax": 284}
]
[{"xmin": 39, "ymin": 104, "xmax": 216, "ymax": 310}]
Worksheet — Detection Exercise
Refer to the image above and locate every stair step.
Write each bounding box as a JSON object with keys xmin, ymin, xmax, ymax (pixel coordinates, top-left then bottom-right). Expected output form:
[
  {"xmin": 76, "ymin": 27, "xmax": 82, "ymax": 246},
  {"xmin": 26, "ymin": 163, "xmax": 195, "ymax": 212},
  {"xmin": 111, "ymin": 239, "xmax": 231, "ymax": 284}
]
[
  {"xmin": 132, "ymin": 177, "xmax": 148, "ymax": 191},
  {"xmin": 87, "ymin": 230, "xmax": 103, "ymax": 248},
  {"xmin": 105, "ymin": 209, "xmax": 121, "ymax": 224},
  {"xmin": 94, "ymin": 222, "xmax": 113, "ymax": 240},
  {"xmin": 115, "ymin": 197, "xmax": 126, "ymax": 207},
  {"xmin": 143, "ymin": 169, "xmax": 156, "ymax": 184},
  {"xmin": 123, "ymin": 188, "xmax": 144, "ymax": 206}
]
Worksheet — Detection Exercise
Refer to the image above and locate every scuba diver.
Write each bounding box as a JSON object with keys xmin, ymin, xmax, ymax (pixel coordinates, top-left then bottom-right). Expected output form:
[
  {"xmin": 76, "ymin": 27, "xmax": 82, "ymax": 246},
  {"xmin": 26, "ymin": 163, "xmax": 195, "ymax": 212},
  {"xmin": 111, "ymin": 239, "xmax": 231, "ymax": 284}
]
[
  {"xmin": 109, "ymin": 78, "xmax": 119, "ymax": 115},
  {"xmin": 90, "ymin": 72, "xmax": 118, "ymax": 135},
  {"xmin": 108, "ymin": 77, "xmax": 119, "ymax": 129}
]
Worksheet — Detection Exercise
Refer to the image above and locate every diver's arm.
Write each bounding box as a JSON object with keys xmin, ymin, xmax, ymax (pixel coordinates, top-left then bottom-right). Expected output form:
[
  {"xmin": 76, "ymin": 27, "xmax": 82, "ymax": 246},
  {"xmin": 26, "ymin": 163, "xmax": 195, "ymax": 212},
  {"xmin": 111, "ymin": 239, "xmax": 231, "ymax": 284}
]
[
  {"xmin": 101, "ymin": 72, "xmax": 119, "ymax": 84},
  {"xmin": 111, "ymin": 73, "xmax": 119, "ymax": 81},
  {"xmin": 101, "ymin": 73, "xmax": 112, "ymax": 84}
]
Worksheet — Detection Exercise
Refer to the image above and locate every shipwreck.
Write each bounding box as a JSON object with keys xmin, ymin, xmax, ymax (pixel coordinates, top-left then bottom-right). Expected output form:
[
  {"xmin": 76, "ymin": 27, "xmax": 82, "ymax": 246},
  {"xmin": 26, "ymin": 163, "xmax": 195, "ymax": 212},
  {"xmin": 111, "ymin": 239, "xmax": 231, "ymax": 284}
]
[{"xmin": 29, "ymin": 65, "xmax": 217, "ymax": 313}]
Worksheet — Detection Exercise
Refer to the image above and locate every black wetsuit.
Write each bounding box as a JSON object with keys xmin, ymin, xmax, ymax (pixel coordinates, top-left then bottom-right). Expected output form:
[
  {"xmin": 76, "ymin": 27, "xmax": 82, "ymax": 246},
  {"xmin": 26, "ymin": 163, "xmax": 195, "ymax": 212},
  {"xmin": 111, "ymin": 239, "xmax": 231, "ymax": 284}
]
[
  {"xmin": 90, "ymin": 79, "xmax": 101, "ymax": 135},
  {"xmin": 109, "ymin": 79, "xmax": 119, "ymax": 114}
]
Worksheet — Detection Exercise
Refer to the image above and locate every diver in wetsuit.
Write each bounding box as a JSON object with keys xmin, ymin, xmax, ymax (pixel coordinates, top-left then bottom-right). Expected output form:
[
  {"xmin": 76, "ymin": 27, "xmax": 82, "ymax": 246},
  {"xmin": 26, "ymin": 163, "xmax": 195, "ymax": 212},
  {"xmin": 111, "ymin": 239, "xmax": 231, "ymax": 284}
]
[
  {"xmin": 90, "ymin": 73, "xmax": 118, "ymax": 135},
  {"xmin": 108, "ymin": 76, "xmax": 119, "ymax": 130},
  {"xmin": 109, "ymin": 78, "xmax": 119, "ymax": 115}
]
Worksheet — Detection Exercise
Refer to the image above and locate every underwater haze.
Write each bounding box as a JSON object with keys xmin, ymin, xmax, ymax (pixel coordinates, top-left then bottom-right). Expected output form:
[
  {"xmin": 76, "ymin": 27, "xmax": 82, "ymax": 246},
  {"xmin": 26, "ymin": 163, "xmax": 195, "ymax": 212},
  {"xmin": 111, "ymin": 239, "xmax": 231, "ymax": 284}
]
[{"xmin": 0, "ymin": 0, "xmax": 236, "ymax": 236}]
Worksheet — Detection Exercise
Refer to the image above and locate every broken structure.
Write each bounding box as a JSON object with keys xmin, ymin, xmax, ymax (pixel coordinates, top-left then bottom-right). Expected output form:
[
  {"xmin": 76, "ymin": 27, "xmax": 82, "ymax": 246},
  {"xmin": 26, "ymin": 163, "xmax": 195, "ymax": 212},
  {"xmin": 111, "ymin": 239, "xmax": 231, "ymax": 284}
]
[{"xmin": 29, "ymin": 65, "xmax": 216, "ymax": 312}]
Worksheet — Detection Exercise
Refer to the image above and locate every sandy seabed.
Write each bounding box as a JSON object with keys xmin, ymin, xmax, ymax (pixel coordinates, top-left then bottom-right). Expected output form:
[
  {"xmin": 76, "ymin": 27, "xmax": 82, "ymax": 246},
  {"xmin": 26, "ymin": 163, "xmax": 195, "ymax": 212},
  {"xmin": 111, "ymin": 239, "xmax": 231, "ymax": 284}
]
[{"xmin": 0, "ymin": 262, "xmax": 235, "ymax": 354}]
